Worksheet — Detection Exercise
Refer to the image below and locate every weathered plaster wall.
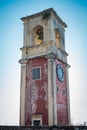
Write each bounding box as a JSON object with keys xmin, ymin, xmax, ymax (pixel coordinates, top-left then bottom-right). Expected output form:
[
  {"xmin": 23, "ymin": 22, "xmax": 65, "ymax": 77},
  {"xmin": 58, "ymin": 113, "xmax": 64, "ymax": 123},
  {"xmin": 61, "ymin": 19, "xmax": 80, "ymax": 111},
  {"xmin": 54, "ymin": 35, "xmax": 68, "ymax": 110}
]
[
  {"xmin": 25, "ymin": 57, "xmax": 48, "ymax": 125},
  {"xmin": 55, "ymin": 60, "xmax": 68, "ymax": 125}
]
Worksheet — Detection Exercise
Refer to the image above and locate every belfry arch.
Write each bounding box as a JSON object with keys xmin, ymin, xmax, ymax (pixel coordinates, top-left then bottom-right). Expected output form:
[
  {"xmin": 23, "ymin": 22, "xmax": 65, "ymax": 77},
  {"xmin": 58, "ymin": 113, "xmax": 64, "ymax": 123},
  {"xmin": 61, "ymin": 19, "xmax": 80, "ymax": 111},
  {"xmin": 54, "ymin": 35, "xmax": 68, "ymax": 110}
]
[
  {"xmin": 33, "ymin": 25, "xmax": 44, "ymax": 45},
  {"xmin": 55, "ymin": 28, "xmax": 61, "ymax": 48}
]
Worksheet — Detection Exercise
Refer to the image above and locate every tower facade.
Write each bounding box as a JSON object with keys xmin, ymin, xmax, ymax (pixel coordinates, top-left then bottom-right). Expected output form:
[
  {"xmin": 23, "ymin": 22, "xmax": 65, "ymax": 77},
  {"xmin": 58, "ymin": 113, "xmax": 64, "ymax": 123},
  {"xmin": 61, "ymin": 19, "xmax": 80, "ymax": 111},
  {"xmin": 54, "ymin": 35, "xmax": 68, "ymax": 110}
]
[{"xmin": 19, "ymin": 8, "xmax": 70, "ymax": 126}]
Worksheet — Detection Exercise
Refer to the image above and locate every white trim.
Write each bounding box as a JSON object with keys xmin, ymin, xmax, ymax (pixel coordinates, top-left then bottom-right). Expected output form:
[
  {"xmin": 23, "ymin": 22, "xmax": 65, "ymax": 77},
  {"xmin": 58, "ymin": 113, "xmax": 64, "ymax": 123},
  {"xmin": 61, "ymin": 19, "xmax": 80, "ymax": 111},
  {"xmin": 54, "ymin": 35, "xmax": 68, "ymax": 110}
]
[
  {"xmin": 53, "ymin": 59, "xmax": 57, "ymax": 125},
  {"xmin": 48, "ymin": 58, "xmax": 54, "ymax": 125},
  {"xmin": 66, "ymin": 68, "xmax": 71, "ymax": 124},
  {"xmin": 20, "ymin": 64, "xmax": 26, "ymax": 125}
]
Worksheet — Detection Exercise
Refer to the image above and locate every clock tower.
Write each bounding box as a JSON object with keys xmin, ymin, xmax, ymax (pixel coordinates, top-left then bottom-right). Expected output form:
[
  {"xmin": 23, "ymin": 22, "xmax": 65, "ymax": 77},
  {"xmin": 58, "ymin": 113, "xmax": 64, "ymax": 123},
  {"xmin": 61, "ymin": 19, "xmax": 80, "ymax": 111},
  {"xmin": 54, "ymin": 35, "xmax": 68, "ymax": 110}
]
[{"xmin": 19, "ymin": 8, "xmax": 70, "ymax": 126}]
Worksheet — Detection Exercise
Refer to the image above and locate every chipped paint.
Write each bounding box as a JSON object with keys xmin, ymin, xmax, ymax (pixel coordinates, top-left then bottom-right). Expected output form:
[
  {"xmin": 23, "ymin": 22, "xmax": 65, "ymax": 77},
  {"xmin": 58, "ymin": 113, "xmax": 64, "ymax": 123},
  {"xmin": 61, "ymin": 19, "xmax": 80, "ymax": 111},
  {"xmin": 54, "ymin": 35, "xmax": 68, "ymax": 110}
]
[
  {"xmin": 25, "ymin": 57, "xmax": 68, "ymax": 125},
  {"xmin": 55, "ymin": 59, "xmax": 68, "ymax": 125},
  {"xmin": 25, "ymin": 57, "xmax": 48, "ymax": 125}
]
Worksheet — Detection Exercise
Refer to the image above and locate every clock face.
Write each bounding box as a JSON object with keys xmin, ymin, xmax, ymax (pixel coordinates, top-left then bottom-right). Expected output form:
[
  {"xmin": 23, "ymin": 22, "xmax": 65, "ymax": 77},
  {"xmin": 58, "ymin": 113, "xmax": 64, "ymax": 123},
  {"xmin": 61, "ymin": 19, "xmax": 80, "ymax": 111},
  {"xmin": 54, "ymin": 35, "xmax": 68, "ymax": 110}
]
[{"xmin": 56, "ymin": 64, "xmax": 64, "ymax": 82}]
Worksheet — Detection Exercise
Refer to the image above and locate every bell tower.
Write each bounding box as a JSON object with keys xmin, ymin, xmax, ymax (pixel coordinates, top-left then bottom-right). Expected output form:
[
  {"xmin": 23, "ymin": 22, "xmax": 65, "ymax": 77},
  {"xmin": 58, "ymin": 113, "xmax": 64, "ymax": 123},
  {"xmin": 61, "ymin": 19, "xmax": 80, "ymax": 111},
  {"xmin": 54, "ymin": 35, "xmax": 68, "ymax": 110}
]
[{"xmin": 19, "ymin": 8, "xmax": 70, "ymax": 126}]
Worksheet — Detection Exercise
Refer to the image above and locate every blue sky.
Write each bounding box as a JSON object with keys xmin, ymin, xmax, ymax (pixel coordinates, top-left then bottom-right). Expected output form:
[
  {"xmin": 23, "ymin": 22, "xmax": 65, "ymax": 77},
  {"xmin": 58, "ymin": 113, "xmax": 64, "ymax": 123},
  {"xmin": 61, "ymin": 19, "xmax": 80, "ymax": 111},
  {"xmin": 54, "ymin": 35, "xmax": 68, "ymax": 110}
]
[{"xmin": 0, "ymin": 0, "xmax": 87, "ymax": 125}]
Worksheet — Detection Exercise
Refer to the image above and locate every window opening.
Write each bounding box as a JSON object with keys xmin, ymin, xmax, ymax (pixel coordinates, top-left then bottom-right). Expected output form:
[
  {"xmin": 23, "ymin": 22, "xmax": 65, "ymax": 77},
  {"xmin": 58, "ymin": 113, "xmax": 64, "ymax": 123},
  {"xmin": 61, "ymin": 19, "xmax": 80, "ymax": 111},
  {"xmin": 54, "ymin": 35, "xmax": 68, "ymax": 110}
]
[
  {"xmin": 57, "ymin": 86, "xmax": 59, "ymax": 93},
  {"xmin": 32, "ymin": 67, "xmax": 41, "ymax": 80},
  {"xmin": 35, "ymin": 26, "xmax": 43, "ymax": 45},
  {"xmin": 33, "ymin": 120, "xmax": 41, "ymax": 126},
  {"xmin": 55, "ymin": 29, "xmax": 61, "ymax": 48}
]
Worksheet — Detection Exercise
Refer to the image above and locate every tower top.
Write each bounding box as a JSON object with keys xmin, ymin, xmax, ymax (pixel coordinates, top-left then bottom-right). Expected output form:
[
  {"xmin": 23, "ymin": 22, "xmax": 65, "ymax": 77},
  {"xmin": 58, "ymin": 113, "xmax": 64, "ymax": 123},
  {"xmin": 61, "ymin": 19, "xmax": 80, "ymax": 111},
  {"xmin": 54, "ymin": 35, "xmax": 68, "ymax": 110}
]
[
  {"xmin": 19, "ymin": 7, "xmax": 70, "ymax": 68},
  {"xmin": 21, "ymin": 8, "xmax": 67, "ymax": 28}
]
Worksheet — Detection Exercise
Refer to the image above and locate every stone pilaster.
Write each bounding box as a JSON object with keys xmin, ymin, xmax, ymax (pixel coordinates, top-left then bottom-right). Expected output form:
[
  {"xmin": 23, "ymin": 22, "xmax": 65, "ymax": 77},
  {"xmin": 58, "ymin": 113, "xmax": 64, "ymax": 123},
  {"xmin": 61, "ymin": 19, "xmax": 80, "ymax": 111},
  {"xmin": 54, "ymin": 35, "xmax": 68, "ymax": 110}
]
[
  {"xmin": 20, "ymin": 61, "xmax": 26, "ymax": 126},
  {"xmin": 53, "ymin": 57, "xmax": 57, "ymax": 125},
  {"xmin": 47, "ymin": 54, "xmax": 57, "ymax": 125},
  {"xmin": 66, "ymin": 68, "xmax": 71, "ymax": 125},
  {"xmin": 23, "ymin": 20, "xmax": 28, "ymax": 46}
]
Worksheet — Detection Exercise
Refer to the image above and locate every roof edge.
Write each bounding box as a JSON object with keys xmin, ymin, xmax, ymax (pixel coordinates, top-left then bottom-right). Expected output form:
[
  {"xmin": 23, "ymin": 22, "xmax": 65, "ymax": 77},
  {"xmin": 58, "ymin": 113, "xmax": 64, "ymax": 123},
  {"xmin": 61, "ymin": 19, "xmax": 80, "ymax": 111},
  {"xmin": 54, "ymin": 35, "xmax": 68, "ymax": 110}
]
[{"xmin": 21, "ymin": 8, "xmax": 67, "ymax": 27}]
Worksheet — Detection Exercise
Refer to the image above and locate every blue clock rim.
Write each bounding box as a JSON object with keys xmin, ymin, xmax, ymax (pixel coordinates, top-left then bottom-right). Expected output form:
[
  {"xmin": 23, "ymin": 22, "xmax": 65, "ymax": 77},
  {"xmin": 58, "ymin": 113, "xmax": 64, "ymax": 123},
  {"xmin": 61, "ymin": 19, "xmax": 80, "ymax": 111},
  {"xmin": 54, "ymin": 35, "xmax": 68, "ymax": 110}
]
[{"xmin": 56, "ymin": 64, "xmax": 64, "ymax": 82}]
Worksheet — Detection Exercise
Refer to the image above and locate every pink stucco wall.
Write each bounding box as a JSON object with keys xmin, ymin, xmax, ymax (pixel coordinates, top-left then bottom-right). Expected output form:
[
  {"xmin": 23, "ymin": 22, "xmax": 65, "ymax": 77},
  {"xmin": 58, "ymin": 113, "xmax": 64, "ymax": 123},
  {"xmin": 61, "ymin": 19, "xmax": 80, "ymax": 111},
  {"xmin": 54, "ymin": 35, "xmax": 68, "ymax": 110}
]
[
  {"xmin": 25, "ymin": 57, "xmax": 48, "ymax": 125},
  {"xmin": 55, "ymin": 60, "xmax": 68, "ymax": 125},
  {"xmin": 25, "ymin": 57, "xmax": 68, "ymax": 125}
]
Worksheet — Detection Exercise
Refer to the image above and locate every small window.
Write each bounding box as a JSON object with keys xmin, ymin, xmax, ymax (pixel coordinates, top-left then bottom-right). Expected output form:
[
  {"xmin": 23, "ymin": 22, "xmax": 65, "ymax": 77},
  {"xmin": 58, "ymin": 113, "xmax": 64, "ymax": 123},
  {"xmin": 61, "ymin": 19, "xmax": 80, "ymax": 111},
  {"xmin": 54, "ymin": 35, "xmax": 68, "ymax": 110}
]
[
  {"xmin": 33, "ymin": 120, "xmax": 41, "ymax": 126},
  {"xmin": 57, "ymin": 86, "xmax": 59, "ymax": 93},
  {"xmin": 32, "ymin": 114, "xmax": 42, "ymax": 126},
  {"xmin": 62, "ymin": 89, "xmax": 66, "ymax": 96},
  {"xmin": 32, "ymin": 67, "xmax": 41, "ymax": 80}
]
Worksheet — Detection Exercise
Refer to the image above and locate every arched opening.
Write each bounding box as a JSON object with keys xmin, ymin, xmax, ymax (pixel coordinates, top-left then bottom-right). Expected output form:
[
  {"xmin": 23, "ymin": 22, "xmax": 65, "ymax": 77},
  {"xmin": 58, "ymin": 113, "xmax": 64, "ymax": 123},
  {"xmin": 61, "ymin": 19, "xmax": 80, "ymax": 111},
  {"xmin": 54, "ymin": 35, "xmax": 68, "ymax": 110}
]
[
  {"xmin": 55, "ymin": 29, "xmax": 61, "ymax": 48},
  {"xmin": 33, "ymin": 25, "xmax": 43, "ymax": 45}
]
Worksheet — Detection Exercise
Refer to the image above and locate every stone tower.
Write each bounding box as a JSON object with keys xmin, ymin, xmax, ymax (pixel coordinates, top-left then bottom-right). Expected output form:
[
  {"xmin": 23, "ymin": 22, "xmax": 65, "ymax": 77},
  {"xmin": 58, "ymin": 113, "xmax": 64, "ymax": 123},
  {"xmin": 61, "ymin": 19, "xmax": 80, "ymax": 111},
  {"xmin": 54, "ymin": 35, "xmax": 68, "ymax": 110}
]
[{"xmin": 19, "ymin": 8, "xmax": 70, "ymax": 126}]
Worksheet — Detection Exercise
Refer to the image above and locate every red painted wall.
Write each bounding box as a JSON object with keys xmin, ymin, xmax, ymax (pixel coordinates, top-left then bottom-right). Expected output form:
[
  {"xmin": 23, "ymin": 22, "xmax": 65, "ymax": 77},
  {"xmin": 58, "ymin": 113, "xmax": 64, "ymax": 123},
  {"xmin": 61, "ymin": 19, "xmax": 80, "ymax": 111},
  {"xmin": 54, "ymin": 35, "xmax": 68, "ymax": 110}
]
[
  {"xmin": 25, "ymin": 57, "xmax": 48, "ymax": 125},
  {"xmin": 55, "ymin": 60, "xmax": 68, "ymax": 125},
  {"xmin": 25, "ymin": 57, "xmax": 68, "ymax": 125}
]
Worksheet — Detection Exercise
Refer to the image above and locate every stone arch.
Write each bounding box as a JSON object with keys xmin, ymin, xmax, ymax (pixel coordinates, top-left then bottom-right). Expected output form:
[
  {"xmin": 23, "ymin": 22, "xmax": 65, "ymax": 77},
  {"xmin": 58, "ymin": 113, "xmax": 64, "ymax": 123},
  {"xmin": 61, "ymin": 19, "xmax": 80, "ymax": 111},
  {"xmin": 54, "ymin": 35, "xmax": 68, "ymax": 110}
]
[
  {"xmin": 33, "ymin": 25, "xmax": 44, "ymax": 45},
  {"xmin": 55, "ymin": 28, "xmax": 61, "ymax": 48}
]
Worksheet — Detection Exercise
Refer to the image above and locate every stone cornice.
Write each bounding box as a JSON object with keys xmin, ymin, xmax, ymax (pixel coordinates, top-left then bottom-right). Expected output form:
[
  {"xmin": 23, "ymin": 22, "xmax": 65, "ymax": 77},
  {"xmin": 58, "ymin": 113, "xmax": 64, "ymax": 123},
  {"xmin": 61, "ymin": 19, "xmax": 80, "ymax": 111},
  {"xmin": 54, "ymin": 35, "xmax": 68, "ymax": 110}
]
[
  {"xmin": 19, "ymin": 51, "xmax": 70, "ymax": 68},
  {"xmin": 20, "ymin": 41, "xmax": 68, "ymax": 56},
  {"xmin": 21, "ymin": 8, "xmax": 67, "ymax": 28}
]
